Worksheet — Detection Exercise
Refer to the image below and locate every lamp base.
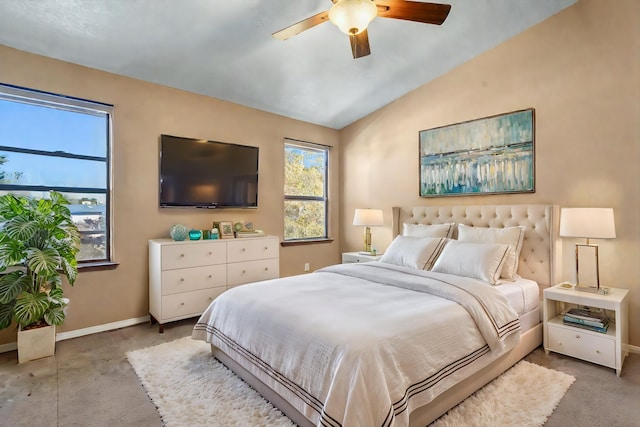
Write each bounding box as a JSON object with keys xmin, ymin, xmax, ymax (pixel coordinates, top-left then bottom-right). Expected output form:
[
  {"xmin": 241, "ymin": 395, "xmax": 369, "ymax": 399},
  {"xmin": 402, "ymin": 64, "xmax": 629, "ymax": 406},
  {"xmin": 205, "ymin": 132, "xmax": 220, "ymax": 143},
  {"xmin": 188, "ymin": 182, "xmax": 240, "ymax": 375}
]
[
  {"xmin": 575, "ymin": 285, "xmax": 609, "ymax": 295},
  {"xmin": 363, "ymin": 226, "xmax": 372, "ymax": 253}
]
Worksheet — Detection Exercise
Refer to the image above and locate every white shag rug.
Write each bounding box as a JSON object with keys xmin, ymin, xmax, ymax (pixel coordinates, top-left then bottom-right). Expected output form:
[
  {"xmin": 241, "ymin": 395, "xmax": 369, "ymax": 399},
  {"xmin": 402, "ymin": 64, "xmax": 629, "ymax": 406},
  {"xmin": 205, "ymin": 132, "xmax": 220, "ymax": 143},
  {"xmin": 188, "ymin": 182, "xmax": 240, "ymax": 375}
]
[{"xmin": 127, "ymin": 337, "xmax": 575, "ymax": 427}]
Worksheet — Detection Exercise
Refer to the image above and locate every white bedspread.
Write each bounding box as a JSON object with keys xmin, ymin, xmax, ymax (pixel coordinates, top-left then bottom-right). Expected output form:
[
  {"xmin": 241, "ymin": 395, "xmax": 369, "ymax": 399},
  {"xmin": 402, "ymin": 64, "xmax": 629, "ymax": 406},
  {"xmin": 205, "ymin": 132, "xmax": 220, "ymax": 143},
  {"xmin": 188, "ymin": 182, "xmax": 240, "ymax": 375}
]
[{"xmin": 192, "ymin": 262, "xmax": 521, "ymax": 427}]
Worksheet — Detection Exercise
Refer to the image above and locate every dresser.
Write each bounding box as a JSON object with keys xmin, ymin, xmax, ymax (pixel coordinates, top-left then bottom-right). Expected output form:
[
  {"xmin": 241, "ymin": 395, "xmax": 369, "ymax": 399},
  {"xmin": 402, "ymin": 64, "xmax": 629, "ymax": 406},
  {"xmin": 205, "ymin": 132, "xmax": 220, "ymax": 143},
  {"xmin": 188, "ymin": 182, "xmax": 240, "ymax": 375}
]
[{"xmin": 149, "ymin": 236, "xmax": 279, "ymax": 332}]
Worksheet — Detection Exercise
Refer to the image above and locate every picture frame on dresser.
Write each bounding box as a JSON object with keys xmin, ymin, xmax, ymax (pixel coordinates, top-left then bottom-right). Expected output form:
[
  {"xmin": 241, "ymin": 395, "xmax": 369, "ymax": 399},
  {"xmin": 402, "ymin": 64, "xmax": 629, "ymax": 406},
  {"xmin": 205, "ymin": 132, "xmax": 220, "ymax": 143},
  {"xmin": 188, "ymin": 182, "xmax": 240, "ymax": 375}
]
[{"xmin": 214, "ymin": 221, "xmax": 234, "ymax": 239}]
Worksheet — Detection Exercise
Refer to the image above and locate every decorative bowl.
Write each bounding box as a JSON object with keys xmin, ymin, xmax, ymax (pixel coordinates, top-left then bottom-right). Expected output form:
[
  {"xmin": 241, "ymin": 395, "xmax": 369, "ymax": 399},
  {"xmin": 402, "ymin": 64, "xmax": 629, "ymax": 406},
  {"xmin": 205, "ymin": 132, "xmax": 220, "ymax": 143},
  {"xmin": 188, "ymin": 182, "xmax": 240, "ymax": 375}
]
[{"xmin": 169, "ymin": 224, "xmax": 188, "ymax": 241}]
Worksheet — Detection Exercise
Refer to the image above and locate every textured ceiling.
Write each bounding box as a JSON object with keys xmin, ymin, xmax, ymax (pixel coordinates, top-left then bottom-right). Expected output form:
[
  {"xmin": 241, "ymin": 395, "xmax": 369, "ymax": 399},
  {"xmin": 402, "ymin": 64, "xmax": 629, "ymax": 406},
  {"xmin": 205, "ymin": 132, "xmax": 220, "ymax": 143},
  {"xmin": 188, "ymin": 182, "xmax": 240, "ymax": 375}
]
[{"xmin": 0, "ymin": 0, "xmax": 576, "ymax": 129}]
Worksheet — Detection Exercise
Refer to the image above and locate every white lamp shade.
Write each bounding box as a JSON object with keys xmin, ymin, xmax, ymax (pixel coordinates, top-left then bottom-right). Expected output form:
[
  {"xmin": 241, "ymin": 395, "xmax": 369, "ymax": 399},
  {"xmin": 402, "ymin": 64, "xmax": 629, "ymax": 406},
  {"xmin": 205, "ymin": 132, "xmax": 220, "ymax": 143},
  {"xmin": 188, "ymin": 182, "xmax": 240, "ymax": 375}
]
[
  {"xmin": 353, "ymin": 208, "xmax": 383, "ymax": 226},
  {"xmin": 559, "ymin": 208, "xmax": 616, "ymax": 239},
  {"xmin": 329, "ymin": 0, "xmax": 378, "ymax": 35}
]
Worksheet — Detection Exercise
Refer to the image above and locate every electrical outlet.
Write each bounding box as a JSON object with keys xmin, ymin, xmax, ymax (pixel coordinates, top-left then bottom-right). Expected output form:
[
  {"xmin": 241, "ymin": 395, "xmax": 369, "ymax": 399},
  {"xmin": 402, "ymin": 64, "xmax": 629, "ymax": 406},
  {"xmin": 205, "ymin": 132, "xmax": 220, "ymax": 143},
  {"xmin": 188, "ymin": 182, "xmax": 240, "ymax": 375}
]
[{"xmin": 304, "ymin": 262, "xmax": 310, "ymax": 272}]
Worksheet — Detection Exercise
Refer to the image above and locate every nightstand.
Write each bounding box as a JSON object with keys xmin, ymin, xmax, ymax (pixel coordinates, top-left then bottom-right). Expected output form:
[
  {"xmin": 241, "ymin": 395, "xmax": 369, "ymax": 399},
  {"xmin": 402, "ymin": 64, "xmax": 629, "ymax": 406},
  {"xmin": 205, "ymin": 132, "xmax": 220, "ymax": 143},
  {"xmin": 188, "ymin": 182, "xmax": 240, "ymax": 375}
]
[
  {"xmin": 341, "ymin": 252, "xmax": 383, "ymax": 263},
  {"xmin": 543, "ymin": 284, "xmax": 629, "ymax": 376}
]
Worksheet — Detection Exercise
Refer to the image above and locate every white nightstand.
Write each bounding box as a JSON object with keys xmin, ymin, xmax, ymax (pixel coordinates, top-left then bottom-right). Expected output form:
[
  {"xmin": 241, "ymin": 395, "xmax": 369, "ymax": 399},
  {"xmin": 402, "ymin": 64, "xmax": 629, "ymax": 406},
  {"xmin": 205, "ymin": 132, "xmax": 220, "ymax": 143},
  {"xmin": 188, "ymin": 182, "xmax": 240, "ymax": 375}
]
[
  {"xmin": 543, "ymin": 284, "xmax": 629, "ymax": 376},
  {"xmin": 342, "ymin": 252, "xmax": 383, "ymax": 263}
]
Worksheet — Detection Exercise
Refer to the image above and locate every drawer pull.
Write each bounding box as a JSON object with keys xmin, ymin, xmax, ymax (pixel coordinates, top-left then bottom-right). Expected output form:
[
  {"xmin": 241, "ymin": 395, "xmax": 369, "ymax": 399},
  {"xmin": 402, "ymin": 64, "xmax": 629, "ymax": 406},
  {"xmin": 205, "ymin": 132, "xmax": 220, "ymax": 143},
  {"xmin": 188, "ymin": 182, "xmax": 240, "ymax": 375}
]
[
  {"xmin": 242, "ymin": 270, "xmax": 246, "ymax": 274},
  {"xmin": 575, "ymin": 335, "xmax": 581, "ymax": 339},
  {"xmin": 180, "ymin": 278, "xmax": 184, "ymax": 282},
  {"xmin": 264, "ymin": 246, "xmax": 268, "ymax": 250},
  {"xmin": 208, "ymin": 275, "xmax": 212, "ymax": 278},
  {"xmin": 264, "ymin": 267, "xmax": 268, "ymax": 271},
  {"xmin": 180, "ymin": 253, "xmax": 185, "ymax": 258},
  {"xmin": 208, "ymin": 251, "xmax": 212, "ymax": 255},
  {"xmin": 180, "ymin": 302, "xmax": 185, "ymax": 306},
  {"xmin": 242, "ymin": 248, "xmax": 246, "ymax": 252}
]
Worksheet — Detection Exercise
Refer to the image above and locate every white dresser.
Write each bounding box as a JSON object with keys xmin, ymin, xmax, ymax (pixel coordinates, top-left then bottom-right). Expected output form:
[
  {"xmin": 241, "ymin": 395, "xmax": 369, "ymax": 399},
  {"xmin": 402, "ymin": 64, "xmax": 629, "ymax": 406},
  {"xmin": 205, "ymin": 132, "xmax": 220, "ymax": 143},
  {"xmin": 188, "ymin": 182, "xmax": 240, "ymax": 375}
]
[{"xmin": 149, "ymin": 236, "xmax": 279, "ymax": 332}]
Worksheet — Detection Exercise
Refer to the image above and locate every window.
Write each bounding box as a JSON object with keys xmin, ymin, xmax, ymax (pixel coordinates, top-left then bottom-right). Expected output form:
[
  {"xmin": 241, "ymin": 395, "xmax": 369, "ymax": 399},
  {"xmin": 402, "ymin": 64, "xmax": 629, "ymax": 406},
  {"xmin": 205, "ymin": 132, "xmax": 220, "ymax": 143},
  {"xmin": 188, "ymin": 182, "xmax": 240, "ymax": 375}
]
[
  {"xmin": 284, "ymin": 139, "xmax": 329, "ymax": 241},
  {"xmin": 0, "ymin": 83, "xmax": 112, "ymax": 264}
]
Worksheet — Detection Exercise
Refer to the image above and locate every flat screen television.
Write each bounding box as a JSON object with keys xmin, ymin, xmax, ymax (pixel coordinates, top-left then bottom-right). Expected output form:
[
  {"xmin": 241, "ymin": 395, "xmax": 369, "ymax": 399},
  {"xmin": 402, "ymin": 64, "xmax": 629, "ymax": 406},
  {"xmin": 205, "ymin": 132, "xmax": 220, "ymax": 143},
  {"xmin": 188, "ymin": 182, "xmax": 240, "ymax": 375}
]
[{"xmin": 159, "ymin": 134, "xmax": 259, "ymax": 208}]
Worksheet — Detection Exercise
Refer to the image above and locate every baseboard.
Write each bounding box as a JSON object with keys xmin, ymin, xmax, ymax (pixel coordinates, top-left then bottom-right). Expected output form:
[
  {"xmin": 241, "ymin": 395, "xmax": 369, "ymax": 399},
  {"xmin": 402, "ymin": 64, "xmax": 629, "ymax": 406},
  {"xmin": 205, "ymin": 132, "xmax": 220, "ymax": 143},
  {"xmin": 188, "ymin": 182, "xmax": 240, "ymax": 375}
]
[
  {"xmin": 627, "ymin": 344, "xmax": 640, "ymax": 355},
  {"xmin": 55, "ymin": 316, "xmax": 151, "ymax": 341},
  {"xmin": 0, "ymin": 315, "xmax": 150, "ymax": 354},
  {"xmin": 0, "ymin": 341, "xmax": 17, "ymax": 353}
]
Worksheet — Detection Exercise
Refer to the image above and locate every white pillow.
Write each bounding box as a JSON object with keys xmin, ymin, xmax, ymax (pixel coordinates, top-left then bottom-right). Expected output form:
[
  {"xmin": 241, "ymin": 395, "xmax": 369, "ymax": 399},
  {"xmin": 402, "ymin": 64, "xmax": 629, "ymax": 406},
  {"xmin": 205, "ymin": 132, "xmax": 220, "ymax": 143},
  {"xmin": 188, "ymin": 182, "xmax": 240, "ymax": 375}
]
[
  {"xmin": 456, "ymin": 224, "xmax": 525, "ymax": 280},
  {"xmin": 402, "ymin": 223, "xmax": 455, "ymax": 238},
  {"xmin": 431, "ymin": 240, "xmax": 510, "ymax": 285},
  {"xmin": 380, "ymin": 236, "xmax": 447, "ymax": 270}
]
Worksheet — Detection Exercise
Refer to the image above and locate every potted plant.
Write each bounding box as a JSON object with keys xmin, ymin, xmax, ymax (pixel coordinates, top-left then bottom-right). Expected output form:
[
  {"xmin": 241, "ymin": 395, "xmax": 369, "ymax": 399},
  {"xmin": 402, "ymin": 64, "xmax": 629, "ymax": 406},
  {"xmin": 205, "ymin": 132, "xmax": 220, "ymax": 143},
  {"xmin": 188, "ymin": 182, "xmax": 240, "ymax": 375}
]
[{"xmin": 0, "ymin": 191, "xmax": 80, "ymax": 363}]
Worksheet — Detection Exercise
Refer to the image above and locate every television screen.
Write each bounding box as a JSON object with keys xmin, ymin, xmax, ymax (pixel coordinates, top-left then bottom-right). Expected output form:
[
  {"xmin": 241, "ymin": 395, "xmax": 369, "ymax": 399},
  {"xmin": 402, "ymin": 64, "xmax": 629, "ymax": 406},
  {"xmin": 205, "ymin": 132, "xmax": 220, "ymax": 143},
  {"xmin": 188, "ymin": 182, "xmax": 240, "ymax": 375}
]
[{"xmin": 159, "ymin": 135, "xmax": 259, "ymax": 208}]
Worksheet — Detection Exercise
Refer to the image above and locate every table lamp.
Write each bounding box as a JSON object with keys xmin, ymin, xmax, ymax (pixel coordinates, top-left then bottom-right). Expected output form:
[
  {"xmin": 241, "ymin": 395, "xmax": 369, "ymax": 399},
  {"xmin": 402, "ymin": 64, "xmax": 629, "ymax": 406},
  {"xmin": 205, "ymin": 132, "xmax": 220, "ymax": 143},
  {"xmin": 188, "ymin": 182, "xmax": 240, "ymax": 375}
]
[
  {"xmin": 353, "ymin": 208, "xmax": 383, "ymax": 255},
  {"xmin": 559, "ymin": 207, "xmax": 616, "ymax": 294}
]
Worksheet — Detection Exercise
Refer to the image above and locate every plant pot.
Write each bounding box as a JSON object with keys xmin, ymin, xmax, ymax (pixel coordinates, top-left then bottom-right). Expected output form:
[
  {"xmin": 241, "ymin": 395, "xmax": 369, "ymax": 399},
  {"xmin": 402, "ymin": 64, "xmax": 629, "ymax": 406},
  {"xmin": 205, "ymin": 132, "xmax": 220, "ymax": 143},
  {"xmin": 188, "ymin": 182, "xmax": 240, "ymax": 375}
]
[{"xmin": 17, "ymin": 324, "xmax": 56, "ymax": 364}]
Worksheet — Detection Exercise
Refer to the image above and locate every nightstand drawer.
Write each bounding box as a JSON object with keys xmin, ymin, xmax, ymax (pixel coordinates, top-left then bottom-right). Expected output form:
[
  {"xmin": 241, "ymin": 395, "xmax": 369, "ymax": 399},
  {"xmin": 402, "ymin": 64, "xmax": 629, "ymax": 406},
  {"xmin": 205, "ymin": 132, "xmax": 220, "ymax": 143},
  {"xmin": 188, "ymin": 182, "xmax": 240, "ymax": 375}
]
[
  {"xmin": 342, "ymin": 252, "xmax": 383, "ymax": 263},
  {"xmin": 547, "ymin": 323, "xmax": 616, "ymax": 368}
]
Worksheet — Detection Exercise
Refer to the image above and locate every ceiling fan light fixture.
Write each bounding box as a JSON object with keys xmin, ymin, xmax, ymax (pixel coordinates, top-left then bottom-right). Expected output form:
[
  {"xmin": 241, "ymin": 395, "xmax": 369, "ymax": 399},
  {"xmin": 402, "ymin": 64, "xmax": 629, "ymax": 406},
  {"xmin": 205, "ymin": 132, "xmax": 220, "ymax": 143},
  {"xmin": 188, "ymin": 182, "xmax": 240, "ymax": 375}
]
[{"xmin": 329, "ymin": 0, "xmax": 378, "ymax": 36}]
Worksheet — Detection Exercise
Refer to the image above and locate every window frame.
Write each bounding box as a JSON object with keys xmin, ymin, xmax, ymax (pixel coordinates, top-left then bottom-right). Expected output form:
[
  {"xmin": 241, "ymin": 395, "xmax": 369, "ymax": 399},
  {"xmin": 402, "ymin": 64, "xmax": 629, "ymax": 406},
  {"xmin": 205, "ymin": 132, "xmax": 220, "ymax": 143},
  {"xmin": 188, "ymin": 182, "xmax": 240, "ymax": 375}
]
[
  {"xmin": 283, "ymin": 138, "xmax": 330, "ymax": 243},
  {"xmin": 0, "ymin": 83, "xmax": 113, "ymax": 266}
]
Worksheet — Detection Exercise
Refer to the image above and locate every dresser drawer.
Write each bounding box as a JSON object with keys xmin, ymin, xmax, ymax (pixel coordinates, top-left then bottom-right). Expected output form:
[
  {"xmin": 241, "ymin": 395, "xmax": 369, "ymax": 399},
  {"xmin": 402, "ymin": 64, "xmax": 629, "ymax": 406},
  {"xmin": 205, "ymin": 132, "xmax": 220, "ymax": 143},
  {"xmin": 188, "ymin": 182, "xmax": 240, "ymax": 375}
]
[
  {"xmin": 161, "ymin": 287, "xmax": 225, "ymax": 320},
  {"xmin": 161, "ymin": 242, "xmax": 226, "ymax": 270},
  {"xmin": 547, "ymin": 323, "xmax": 615, "ymax": 368},
  {"xmin": 227, "ymin": 238, "xmax": 279, "ymax": 263},
  {"xmin": 227, "ymin": 258, "xmax": 279, "ymax": 287},
  {"xmin": 161, "ymin": 264, "xmax": 227, "ymax": 295}
]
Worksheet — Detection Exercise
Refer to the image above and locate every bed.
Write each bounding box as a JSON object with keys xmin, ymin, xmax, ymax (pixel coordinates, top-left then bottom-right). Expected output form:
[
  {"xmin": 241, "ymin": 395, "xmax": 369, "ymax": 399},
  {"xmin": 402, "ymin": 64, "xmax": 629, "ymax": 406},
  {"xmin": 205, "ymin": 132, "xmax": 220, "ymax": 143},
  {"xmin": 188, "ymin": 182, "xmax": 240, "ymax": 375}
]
[{"xmin": 192, "ymin": 204, "xmax": 559, "ymax": 427}]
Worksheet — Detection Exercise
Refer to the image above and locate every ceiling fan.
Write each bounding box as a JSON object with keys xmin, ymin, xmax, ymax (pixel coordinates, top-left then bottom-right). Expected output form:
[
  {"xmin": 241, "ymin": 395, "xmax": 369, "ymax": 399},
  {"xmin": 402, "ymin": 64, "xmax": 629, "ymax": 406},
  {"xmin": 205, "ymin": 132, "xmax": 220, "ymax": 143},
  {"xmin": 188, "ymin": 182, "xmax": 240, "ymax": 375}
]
[{"xmin": 272, "ymin": 0, "xmax": 451, "ymax": 59}]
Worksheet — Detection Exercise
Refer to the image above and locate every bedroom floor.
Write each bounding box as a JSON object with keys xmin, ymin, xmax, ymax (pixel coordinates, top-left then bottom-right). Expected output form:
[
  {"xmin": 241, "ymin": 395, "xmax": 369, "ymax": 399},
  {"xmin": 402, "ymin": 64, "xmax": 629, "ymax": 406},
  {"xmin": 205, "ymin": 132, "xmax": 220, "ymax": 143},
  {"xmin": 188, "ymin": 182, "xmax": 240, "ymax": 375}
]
[{"xmin": 0, "ymin": 319, "xmax": 638, "ymax": 427}]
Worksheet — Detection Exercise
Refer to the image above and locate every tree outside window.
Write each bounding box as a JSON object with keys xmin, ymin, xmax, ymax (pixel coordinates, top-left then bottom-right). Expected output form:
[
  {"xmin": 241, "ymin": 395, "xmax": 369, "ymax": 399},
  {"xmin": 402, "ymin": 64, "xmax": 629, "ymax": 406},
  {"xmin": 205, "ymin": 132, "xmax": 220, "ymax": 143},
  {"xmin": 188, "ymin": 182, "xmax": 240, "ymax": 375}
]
[{"xmin": 284, "ymin": 140, "xmax": 329, "ymax": 241}]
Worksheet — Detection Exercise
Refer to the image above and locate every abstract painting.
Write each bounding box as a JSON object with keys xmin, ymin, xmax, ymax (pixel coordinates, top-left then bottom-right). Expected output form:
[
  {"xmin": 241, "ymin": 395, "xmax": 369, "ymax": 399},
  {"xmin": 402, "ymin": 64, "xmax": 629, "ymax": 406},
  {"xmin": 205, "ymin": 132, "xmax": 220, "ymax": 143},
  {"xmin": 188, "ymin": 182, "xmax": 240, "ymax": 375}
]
[{"xmin": 419, "ymin": 109, "xmax": 535, "ymax": 197}]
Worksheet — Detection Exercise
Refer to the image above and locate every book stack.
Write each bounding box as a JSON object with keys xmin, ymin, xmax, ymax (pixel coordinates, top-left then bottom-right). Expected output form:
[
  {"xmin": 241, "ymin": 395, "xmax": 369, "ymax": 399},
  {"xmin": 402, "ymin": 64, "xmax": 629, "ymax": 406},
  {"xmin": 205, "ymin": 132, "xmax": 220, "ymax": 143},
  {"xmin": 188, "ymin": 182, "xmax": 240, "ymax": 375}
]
[
  {"xmin": 235, "ymin": 230, "xmax": 265, "ymax": 238},
  {"xmin": 563, "ymin": 308, "xmax": 609, "ymax": 333}
]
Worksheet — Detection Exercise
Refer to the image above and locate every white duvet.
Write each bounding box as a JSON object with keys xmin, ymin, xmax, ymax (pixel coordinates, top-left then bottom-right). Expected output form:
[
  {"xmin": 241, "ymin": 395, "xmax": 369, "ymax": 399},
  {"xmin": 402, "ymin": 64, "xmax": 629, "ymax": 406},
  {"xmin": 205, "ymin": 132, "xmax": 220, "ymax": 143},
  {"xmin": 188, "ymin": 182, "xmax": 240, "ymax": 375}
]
[{"xmin": 192, "ymin": 262, "xmax": 521, "ymax": 427}]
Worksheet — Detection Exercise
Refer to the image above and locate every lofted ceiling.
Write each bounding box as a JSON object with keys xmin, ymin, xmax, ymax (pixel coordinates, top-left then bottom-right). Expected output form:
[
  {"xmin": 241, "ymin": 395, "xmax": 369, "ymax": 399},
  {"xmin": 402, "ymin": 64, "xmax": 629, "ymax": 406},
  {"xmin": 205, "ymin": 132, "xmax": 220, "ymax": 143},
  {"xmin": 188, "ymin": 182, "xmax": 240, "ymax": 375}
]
[{"xmin": 0, "ymin": 0, "xmax": 576, "ymax": 129}]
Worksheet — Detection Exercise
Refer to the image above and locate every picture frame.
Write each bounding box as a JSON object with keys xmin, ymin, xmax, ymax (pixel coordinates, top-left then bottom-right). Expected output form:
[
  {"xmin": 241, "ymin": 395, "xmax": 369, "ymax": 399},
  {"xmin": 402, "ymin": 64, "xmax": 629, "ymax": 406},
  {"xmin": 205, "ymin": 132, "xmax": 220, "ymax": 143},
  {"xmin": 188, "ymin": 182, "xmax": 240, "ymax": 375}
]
[
  {"xmin": 419, "ymin": 108, "xmax": 535, "ymax": 197},
  {"xmin": 213, "ymin": 221, "xmax": 235, "ymax": 239}
]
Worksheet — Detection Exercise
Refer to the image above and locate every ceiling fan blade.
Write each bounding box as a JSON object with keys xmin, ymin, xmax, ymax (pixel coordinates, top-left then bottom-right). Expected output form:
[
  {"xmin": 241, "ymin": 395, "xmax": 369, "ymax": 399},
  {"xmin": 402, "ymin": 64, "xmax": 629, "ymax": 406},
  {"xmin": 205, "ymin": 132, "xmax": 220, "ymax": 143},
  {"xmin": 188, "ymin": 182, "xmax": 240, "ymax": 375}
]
[
  {"xmin": 272, "ymin": 11, "xmax": 330, "ymax": 40},
  {"xmin": 350, "ymin": 29, "xmax": 371, "ymax": 59},
  {"xmin": 375, "ymin": 1, "xmax": 451, "ymax": 25}
]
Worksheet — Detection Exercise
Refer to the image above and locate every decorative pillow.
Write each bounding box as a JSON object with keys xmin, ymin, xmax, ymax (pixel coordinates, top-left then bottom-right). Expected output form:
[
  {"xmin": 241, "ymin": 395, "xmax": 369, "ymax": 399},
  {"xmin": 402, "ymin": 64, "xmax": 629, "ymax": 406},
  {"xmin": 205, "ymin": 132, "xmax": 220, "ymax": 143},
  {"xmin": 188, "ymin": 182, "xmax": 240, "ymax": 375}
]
[
  {"xmin": 431, "ymin": 240, "xmax": 510, "ymax": 285},
  {"xmin": 402, "ymin": 223, "xmax": 455, "ymax": 238},
  {"xmin": 380, "ymin": 236, "xmax": 448, "ymax": 270},
  {"xmin": 456, "ymin": 224, "xmax": 526, "ymax": 280}
]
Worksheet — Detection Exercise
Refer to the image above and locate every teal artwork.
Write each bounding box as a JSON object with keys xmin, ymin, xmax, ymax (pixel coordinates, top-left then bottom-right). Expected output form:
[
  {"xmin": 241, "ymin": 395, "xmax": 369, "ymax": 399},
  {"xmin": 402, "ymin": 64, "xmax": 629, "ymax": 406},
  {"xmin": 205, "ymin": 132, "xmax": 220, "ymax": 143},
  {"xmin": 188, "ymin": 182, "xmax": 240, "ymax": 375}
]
[{"xmin": 419, "ymin": 109, "xmax": 535, "ymax": 197}]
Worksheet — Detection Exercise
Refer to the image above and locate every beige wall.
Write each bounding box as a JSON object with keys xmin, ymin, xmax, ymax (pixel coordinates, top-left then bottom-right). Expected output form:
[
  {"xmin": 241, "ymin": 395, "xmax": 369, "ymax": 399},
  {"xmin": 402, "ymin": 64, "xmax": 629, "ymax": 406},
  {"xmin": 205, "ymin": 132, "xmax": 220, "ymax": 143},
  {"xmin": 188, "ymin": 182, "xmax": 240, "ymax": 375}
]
[
  {"xmin": 0, "ymin": 45, "xmax": 341, "ymax": 345},
  {"xmin": 340, "ymin": 0, "xmax": 640, "ymax": 346}
]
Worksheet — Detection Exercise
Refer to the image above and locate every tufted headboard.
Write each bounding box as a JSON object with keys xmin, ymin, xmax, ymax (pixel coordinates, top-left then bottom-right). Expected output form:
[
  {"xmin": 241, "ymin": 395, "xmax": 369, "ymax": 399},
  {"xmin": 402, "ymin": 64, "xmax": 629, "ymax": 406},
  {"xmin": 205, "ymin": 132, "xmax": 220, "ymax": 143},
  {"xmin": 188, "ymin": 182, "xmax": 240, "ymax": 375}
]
[{"xmin": 392, "ymin": 204, "xmax": 559, "ymax": 288}]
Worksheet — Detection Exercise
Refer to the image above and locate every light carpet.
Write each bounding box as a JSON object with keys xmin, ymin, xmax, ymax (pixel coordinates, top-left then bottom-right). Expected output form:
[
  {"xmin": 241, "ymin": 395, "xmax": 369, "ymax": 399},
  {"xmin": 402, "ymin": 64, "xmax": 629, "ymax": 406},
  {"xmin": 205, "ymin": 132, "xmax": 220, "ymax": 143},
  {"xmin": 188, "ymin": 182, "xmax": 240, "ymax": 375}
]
[{"xmin": 127, "ymin": 337, "xmax": 575, "ymax": 427}]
